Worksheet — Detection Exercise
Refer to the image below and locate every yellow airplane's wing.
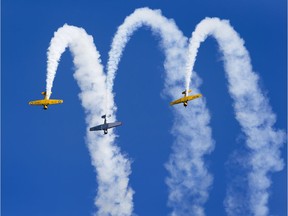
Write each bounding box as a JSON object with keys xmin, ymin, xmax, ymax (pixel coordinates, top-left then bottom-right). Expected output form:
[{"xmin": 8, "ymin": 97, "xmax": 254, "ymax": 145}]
[
  {"xmin": 46, "ymin": 99, "xmax": 63, "ymax": 105},
  {"xmin": 29, "ymin": 99, "xmax": 63, "ymax": 106},
  {"xmin": 29, "ymin": 99, "xmax": 46, "ymax": 105},
  {"xmin": 170, "ymin": 97, "xmax": 186, "ymax": 105},
  {"xmin": 170, "ymin": 93, "xmax": 202, "ymax": 106},
  {"xmin": 186, "ymin": 93, "xmax": 202, "ymax": 102}
]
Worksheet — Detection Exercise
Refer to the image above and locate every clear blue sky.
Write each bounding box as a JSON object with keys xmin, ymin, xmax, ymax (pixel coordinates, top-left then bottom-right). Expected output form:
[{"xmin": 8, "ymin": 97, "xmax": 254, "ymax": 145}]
[{"xmin": 2, "ymin": 0, "xmax": 286, "ymax": 216}]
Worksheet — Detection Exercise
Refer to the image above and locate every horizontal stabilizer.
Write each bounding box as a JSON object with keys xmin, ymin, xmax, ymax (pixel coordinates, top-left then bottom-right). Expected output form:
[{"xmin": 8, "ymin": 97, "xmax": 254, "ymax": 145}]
[{"xmin": 182, "ymin": 89, "xmax": 192, "ymax": 95}]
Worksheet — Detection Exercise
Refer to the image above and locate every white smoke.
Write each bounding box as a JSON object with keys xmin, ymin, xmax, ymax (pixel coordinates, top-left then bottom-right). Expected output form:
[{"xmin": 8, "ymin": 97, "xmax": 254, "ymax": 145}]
[
  {"xmin": 106, "ymin": 7, "xmax": 187, "ymax": 98},
  {"xmin": 46, "ymin": 24, "xmax": 134, "ymax": 216},
  {"xmin": 106, "ymin": 7, "xmax": 214, "ymax": 216},
  {"xmin": 185, "ymin": 17, "xmax": 285, "ymax": 216},
  {"xmin": 44, "ymin": 11, "xmax": 285, "ymax": 216},
  {"xmin": 165, "ymin": 74, "xmax": 214, "ymax": 216}
]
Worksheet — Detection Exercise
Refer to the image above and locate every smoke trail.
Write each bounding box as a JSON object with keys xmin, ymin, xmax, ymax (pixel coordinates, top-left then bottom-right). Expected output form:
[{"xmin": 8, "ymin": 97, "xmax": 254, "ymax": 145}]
[
  {"xmin": 106, "ymin": 7, "xmax": 187, "ymax": 99},
  {"xmin": 107, "ymin": 7, "xmax": 215, "ymax": 216},
  {"xmin": 165, "ymin": 75, "xmax": 214, "ymax": 216},
  {"xmin": 186, "ymin": 17, "xmax": 285, "ymax": 216},
  {"xmin": 46, "ymin": 24, "xmax": 134, "ymax": 216}
]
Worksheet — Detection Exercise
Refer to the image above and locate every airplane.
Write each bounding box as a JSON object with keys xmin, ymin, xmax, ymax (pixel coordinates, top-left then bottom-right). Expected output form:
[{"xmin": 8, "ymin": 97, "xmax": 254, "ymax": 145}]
[
  {"xmin": 89, "ymin": 115, "xmax": 122, "ymax": 135},
  {"xmin": 29, "ymin": 92, "xmax": 63, "ymax": 110},
  {"xmin": 170, "ymin": 89, "xmax": 202, "ymax": 107}
]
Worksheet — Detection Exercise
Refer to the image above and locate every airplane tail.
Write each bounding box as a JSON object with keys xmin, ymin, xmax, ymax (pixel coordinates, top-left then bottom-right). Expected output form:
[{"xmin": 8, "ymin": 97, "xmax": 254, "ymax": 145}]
[
  {"xmin": 182, "ymin": 89, "xmax": 192, "ymax": 95},
  {"xmin": 101, "ymin": 114, "xmax": 112, "ymax": 119},
  {"xmin": 42, "ymin": 91, "xmax": 53, "ymax": 99}
]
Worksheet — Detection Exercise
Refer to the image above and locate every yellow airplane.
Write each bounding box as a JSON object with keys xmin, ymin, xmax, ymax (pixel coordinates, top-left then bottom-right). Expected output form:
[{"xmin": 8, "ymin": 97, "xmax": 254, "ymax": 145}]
[
  {"xmin": 29, "ymin": 92, "xmax": 63, "ymax": 110},
  {"xmin": 170, "ymin": 89, "xmax": 202, "ymax": 107}
]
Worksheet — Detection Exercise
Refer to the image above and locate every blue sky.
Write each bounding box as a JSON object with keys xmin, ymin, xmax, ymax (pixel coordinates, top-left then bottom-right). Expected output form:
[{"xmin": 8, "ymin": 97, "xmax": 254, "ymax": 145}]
[{"xmin": 2, "ymin": 1, "xmax": 286, "ymax": 216}]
